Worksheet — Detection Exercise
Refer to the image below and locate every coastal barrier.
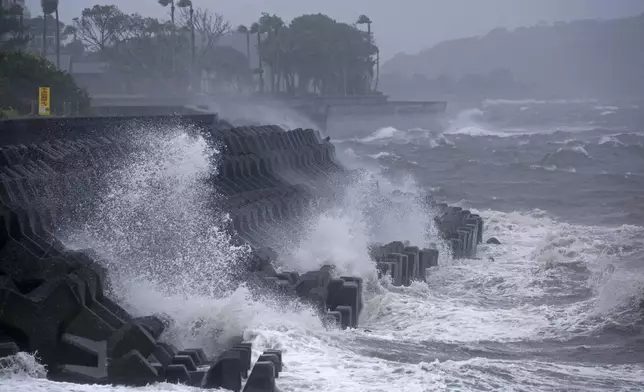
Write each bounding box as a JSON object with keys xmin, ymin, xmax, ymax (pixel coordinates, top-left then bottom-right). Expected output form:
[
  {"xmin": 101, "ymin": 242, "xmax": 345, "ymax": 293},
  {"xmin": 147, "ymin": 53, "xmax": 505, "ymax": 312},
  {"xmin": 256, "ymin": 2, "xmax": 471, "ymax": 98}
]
[{"xmin": 0, "ymin": 114, "xmax": 483, "ymax": 390}]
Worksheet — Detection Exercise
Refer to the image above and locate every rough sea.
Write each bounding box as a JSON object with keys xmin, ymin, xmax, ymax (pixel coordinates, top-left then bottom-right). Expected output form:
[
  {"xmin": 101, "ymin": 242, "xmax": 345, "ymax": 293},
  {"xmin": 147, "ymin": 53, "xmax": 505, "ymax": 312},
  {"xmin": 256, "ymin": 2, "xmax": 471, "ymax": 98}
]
[{"xmin": 1, "ymin": 99, "xmax": 643, "ymax": 392}]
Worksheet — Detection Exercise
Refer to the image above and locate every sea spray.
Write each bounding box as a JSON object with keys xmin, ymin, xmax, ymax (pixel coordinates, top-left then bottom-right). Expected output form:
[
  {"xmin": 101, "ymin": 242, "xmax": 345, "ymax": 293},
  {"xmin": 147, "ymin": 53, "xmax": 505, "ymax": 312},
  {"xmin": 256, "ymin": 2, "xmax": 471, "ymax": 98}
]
[
  {"xmin": 60, "ymin": 124, "xmax": 257, "ymax": 353},
  {"xmin": 279, "ymin": 167, "xmax": 450, "ymax": 281}
]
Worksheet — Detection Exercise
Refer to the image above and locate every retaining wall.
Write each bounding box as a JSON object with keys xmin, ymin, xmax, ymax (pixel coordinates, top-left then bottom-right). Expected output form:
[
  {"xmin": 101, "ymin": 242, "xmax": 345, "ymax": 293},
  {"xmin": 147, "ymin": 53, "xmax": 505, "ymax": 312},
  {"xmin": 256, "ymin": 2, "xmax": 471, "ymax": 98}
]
[{"xmin": 0, "ymin": 114, "xmax": 483, "ymax": 390}]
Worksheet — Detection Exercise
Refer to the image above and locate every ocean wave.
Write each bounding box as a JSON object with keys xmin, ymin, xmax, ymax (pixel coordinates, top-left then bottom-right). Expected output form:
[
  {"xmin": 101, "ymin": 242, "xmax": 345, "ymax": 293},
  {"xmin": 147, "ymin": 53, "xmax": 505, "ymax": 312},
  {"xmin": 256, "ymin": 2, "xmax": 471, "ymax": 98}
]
[
  {"xmin": 4, "ymin": 116, "xmax": 644, "ymax": 392},
  {"xmin": 353, "ymin": 126, "xmax": 455, "ymax": 148},
  {"xmin": 539, "ymin": 145, "xmax": 592, "ymax": 167},
  {"xmin": 598, "ymin": 135, "xmax": 626, "ymax": 146},
  {"xmin": 529, "ymin": 164, "xmax": 577, "ymax": 173},
  {"xmin": 483, "ymin": 98, "xmax": 600, "ymax": 106},
  {"xmin": 368, "ymin": 151, "xmax": 400, "ymax": 159},
  {"xmin": 595, "ymin": 105, "xmax": 620, "ymax": 111}
]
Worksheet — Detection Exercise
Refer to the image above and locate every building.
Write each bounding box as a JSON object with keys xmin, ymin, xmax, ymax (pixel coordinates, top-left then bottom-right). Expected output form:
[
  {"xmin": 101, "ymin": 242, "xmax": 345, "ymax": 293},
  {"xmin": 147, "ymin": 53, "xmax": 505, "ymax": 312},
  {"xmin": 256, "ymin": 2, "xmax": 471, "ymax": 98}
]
[{"xmin": 22, "ymin": 13, "xmax": 61, "ymax": 58}]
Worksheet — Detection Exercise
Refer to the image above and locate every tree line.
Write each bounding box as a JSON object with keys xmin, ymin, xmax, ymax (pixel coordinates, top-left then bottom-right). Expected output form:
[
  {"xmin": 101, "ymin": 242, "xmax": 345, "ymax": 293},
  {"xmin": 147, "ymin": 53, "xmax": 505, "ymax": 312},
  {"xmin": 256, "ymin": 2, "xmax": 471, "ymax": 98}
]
[
  {"xmin": 382, "ymin": 14, "xmax": 644, "ymax": 98},
  {"xmin": 1, "ymin": 3, "xmax": 89, "ymax": 117},
  {"xmin": 237, "ymin": 13, "xmax": 378, "ymax": 95},
  {"xmin": 1, "ymin": 2, "xmax": 381, "ymax": 115},
  {"xmin": 4, "ymin": 1, "xmax": 380, "ymax": 96}
]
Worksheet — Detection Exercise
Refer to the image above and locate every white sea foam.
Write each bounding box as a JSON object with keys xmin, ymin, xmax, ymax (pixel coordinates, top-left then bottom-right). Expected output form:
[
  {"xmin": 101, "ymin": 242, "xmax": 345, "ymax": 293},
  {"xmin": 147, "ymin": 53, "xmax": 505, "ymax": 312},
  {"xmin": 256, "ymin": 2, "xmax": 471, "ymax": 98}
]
[
  {"xmin": 368, "ymin": 151, "xmax": 399, "ymax": 159},
  {"xmin": 483, "ymin": 98, "xmax": 599, "ymax": 106},
  {"xmin": 6, "ymin": 122, "xmax": 644, "ymax": 392}
]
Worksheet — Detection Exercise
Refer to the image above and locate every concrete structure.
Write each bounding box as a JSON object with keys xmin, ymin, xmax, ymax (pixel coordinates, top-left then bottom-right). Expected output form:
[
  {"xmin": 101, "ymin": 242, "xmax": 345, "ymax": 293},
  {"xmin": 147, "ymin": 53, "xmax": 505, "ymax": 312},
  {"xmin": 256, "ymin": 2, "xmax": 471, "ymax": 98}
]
[
  {"xmin": 25, "ymin": 14, "xmax": 59, "ymax": 58},
  {"xmin": 0, "ymin": 113, "xmax": 483, "ymax": 389}
]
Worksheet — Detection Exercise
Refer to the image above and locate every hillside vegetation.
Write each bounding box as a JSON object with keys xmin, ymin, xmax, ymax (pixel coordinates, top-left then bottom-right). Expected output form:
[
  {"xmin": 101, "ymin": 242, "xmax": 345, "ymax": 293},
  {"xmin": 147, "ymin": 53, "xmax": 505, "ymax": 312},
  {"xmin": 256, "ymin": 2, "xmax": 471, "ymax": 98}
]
[{"xmin": 382, "ymin": 13, "xmax": 644, "ymax": 98}]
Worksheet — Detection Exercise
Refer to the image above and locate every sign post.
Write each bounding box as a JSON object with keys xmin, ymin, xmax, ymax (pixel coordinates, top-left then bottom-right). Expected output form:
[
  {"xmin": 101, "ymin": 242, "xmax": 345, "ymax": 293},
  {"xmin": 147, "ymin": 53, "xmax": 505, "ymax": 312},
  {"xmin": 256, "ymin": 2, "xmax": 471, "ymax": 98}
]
[{"xmin": 38, "ymin": 87, "xmax": 50, "ymax": 116}]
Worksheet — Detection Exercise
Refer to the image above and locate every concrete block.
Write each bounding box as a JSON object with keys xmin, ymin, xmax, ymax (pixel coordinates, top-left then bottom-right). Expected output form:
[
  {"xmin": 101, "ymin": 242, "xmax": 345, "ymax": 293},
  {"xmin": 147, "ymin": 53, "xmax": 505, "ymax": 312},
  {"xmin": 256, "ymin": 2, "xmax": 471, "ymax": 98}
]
[
  {"xmin": 262, "ymin": 350, "xmax": 282, "ymax": 373},
  {"xmin": 108, "ymin": 349, "xmax": 160, "ymax": 385},
  {"xmin": 165, "ymin": 364, "xmax": 191, "ymax": 385},
  {"xmin": 203, "ymin": 351, "xmax": 242, "ymax": 391},
  {"xmin": 243, "ymin": 361, "xmax": 276, "ymax": 392},
  {"xmin": 107, "ymin": 322, "xmax": 157, "ymax": 360},
  {"xmin": 171, "ymin": 354, "xmax": 197, "ymax": 372}
]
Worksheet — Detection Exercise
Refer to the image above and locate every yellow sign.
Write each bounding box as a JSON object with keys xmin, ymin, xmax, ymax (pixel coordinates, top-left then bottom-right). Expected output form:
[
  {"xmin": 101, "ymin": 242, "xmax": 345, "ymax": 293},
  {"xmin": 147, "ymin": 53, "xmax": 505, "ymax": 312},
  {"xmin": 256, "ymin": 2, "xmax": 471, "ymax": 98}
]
[{"xmin": 38, "ymin": 87, "xmax": 50, "ymax": 116}]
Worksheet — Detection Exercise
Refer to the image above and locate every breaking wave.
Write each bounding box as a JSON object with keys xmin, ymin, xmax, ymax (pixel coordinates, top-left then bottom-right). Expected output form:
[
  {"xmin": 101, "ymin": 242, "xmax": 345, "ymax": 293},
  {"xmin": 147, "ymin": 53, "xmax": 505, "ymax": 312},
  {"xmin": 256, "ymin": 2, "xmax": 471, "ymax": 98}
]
[{"xmin": 4, "ymin": 99, "xmax": 644, "ymax": 391}]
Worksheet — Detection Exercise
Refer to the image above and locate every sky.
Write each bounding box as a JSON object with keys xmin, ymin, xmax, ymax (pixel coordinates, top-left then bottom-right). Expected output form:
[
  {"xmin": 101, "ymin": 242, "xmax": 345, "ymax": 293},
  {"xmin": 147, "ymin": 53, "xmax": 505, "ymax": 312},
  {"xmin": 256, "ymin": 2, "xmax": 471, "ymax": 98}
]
[{"xmin": 25, "ymin": 0, "xmax": 644, "ymax": 60}]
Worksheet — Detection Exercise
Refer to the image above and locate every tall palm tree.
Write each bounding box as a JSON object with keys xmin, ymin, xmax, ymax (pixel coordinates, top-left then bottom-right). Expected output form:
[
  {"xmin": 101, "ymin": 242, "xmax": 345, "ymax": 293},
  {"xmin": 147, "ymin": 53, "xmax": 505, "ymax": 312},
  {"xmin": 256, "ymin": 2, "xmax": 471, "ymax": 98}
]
[
  {"xmin": 356, "ymin": 14, "xmax": 372, "ymax": 38},
  {"xmin": 356, "ymin": 14, "xmax": 373, "ymax": 93},
  {"xmin": 250, "ymin": 22, "xmax": 263, "ymax": 93},
  {"xmin": 374, "ymin": 49, "xmax": 380, "ymax": 91},
  {"xmin": 40, "ymin": 0, "xmax": 57, "ymax": 58},
  {"xmin": 54, "ymin": 0, "xmax": 60, "ymax": 69},
  {"xmin": 177, "ymin": 0, "xmax": 194, "ymax": 73},
  {"xmin": 257, "ymin": 14, "xmax": 285, "ymax": 94},
  {"xmin": 237, "ymin": 25, "xmax": 251, "ymax": 70},
  {"xmin": 158, "ymin": 0, "xmax": 176, "ymax": 75}
]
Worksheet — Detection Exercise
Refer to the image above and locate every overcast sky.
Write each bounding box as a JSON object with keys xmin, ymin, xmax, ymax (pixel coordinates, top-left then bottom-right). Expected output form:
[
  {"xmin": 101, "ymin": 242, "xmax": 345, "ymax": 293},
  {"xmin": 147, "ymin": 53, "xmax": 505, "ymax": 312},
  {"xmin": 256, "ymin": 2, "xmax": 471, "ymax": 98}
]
[{"xmin": 25, "ymin": 0, "xmax": 644, "ymax": 60}]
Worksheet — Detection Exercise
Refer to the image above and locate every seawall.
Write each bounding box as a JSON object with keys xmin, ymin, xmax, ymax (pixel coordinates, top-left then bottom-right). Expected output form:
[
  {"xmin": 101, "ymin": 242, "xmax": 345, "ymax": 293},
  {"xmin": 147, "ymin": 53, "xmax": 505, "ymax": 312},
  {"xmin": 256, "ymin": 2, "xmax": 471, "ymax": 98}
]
[{"xmin": 0, "ymin": 114, "xmax": 483, "ymax": 390}]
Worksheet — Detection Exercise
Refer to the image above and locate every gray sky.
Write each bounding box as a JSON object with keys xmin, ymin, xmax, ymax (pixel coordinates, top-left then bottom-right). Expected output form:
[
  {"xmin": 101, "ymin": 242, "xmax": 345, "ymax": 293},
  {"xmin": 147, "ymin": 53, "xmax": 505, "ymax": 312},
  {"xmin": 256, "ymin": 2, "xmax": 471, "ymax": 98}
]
[{"xmin": 26, "ymin": 0, "xmax": 644, "ymax": 60}]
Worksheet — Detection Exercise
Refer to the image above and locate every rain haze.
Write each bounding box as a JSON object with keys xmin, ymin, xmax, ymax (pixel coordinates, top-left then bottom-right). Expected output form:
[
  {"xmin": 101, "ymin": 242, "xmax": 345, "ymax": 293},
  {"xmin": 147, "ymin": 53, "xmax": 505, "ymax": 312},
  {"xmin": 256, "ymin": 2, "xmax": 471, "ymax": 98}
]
[
  {"xmin": 25, "ymin": 0, "xmax": 644, "ymax": 60},
  {"xmin": 2, "ymin": 0, "xmax": 644, "ymax": 391}
]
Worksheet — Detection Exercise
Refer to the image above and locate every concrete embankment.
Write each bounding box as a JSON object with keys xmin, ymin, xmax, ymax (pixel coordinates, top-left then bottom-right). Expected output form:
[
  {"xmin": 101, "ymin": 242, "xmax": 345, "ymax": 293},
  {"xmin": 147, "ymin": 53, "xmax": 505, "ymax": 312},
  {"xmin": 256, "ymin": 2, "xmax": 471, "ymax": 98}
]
[{"xmin": 0, "ymin": 114, "xmax": 483, "ymax": 390}]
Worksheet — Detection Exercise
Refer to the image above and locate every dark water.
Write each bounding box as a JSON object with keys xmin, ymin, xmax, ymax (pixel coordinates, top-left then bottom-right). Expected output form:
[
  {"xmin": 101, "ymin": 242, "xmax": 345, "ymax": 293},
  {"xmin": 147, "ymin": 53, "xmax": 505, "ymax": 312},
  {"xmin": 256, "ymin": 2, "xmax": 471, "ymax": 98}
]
[
  {"xmin": 3, "ymin": 100, "xmax": 644, "ymax": 392},
  {"xmin": 325, "ymin": 100, "xmax": 644, "ymax": 391}
]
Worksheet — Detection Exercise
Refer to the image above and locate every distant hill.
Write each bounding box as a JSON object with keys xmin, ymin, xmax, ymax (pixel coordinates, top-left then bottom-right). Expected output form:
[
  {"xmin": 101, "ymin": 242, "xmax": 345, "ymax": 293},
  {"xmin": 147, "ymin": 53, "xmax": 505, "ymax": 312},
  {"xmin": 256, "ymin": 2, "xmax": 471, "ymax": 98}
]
[{"xmin": 381, "ymin": 13, "xmax": 644, "ymax": 99}]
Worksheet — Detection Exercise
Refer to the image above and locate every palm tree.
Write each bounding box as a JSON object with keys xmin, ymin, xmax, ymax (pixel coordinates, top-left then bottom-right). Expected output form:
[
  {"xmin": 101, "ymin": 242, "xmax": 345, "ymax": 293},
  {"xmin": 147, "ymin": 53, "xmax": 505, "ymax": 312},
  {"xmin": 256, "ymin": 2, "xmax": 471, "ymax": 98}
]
[
  {"xmin": 158, "ymin": 0, "xmax": 176, "ymax": 27},
  {"xmin": 54, "ymin": 0, "xmax": 60, "ymax": 69},
  {"xmin": 374, "ymin": 48, "xmax": 380, "ymax": 91},
  {"xmin": 356, "ymin": 14, "xmax": 372, "ymax": 38},
  {"xmin": 356, "ymin": 14, "xmax": 373, "ymax": 93},
  {"xmin": 250, "ymin": 22, "xmax": 263, "ymax": 93},
  {"xmin": 40, "ymin": 0, "xmax": 57, "ymax": 58},
  {"xmin": 237, "ymin": 24, "xmax": 251, "ymax": 70},
  {"xmin": 177, "ymin": 0, "xmax": 194, "ymax": 73},
  {"xmin": 158, "ymin": 0, "xmax": 176, "ymax": 75},
  {"xmin": 257, "ymin": 13, "xmax": 285, "ymax": 94}
]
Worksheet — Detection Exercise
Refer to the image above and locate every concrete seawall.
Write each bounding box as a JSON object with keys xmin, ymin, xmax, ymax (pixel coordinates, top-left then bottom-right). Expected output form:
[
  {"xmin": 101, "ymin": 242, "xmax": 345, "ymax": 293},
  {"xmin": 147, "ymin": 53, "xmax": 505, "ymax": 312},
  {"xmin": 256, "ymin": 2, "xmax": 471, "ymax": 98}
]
[{"xmin": 0, "ymin": 114, "xmax": 483, "ymax": 390}]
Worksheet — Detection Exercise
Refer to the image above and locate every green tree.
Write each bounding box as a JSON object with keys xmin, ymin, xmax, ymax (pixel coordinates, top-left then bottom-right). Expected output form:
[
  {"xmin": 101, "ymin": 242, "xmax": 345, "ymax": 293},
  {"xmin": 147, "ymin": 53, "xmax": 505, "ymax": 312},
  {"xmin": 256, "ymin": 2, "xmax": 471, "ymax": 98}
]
[
  {"xmin": 157, "ymin": 0, "xmax": 176, "ymax": 75},
  {"xmin": 71, "ymin": 5, "xmax": 126, "ymax": 53},
  {"xmin": 54, "ymin": 0, "xmax": 61, "ymax": 68},
  {"xmin": 177, "ymin": 0, "xmax": 195, "ymax": 75},
  {"xmin": 0, "ymin": 51, "xmax": 90, "ymax": 115},
  {"xmin": 41, "ymin": 0, "xmax": 57, "ymax": 57},
  {"xmin": 60, "ymin": 24, "xmax": 85, "ymax": 58},
  {"xmin": 202, "ymin": 46, "xmax": 252, "ymax": 92},
  {"xmin": 0, "ymin": 5, "xmax": 29, "ymax": 50},
  {"xmin": 236, "ymin": 24, "xmax": 251, "ymax": 69},
  {"xmin": 256, "ymin": 13, "xmax": 284, "ymax": 93},
  {"xmin": 177, "ymin": 5, "xmax": 230, "ymax": 88},
  {"xmin": 261, "ymin": 13, "xmax": 377, "ymax": 96},
  {"xmin": 356, "ymin": 14, "xmax": 376, "ymax": 91},
  {"xmin": 27, "ymin": 16, "xmax": 70, "ymax": 48},
  {"xmin": 249, "ymin": 22, "xmax": 264, "ymax": 92},
  {"xmin": 108, "ymin": 15, "xmax": 183, "ymax": 83}
]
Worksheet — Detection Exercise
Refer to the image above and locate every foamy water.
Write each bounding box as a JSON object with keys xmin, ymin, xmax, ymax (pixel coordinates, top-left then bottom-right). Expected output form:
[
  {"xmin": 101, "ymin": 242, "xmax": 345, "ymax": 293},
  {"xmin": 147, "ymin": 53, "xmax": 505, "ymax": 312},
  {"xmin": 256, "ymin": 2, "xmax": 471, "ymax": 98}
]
[{"xmin": 3, "ymin": 102, "xmax": 644, "ymax": 391}]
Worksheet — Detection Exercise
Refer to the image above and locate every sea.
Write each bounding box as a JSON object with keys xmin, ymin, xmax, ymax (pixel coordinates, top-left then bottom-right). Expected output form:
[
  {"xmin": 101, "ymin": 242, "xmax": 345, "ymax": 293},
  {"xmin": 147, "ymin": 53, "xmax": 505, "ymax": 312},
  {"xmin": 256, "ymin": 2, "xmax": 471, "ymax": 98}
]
[{"xmin": 1, "ymin": 98, "xmax": 644, "ymax": 392}]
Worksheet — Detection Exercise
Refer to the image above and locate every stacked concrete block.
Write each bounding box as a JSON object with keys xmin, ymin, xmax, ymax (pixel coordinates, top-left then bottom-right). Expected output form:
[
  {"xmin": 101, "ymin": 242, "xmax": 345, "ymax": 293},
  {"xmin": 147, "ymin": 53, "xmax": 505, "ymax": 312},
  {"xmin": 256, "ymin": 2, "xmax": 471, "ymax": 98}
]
[
  {"xmin": 371, "ymin": 241, "xmax": 439, "ymax": 286},
  {"xmin": 0, "ymin": 194, "xmax": 282, "ymax": 390},
  {"xmin": 428, "ymin": 201, "xmax": 483, "ymax": 259},
  {"xmin": 216, "ymin": 125, "xmax": 345, "ymax": 250},
  {"xmin": 248, "ymin": 248, "xmax": 364, "ymax": 330},
  {"xmin": 0, "ymin": 115, "xmax": 360, "ymax": 390},
  {"xmin": 0, "ymin": 116, "xmax": 291, "ymax": 391},
  {"xmin": 0, "ymin": 114, "xmax": 483, "ymax": 390}
]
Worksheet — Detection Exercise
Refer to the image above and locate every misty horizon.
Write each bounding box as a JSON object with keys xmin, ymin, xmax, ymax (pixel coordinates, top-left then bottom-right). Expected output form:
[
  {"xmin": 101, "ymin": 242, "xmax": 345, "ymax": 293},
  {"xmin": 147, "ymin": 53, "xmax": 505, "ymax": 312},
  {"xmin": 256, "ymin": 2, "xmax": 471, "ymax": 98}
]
[{"xmin": 24, "ymin": 0, "xmax": 644, "ymax": 61}]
